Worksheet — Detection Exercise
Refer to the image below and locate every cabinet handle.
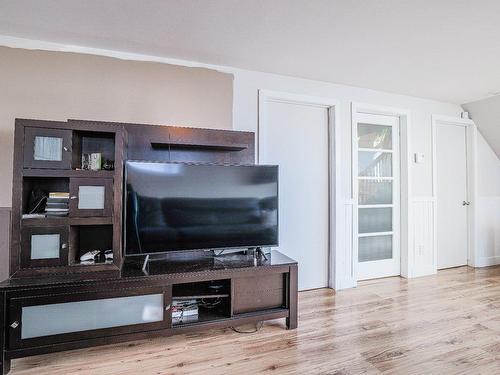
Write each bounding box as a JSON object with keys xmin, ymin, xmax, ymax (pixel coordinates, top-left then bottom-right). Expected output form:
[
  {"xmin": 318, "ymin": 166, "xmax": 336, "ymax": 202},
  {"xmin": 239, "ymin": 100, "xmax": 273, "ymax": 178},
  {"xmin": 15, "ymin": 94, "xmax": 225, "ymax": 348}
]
[
  {"xmin": 63, "ymin": 146, "xmax": 70, "ymax": 152},
  {"xmin": 70, "ymin": 196, "xmax": 78, "ymax": 200},
  {"xmin": 10, "ymin": 321, "xmax": 19, "ymax": 329},
  {"xmin": 165, "ymin": 304, "xmax": 171, "ymax": 311},
  {"xmin": 61, "ymin": 243, "xmax": 68, "ymax": 249},
  {"xmin": 462, "ymin": 201, "xmax": 470, "ymax": 206}
]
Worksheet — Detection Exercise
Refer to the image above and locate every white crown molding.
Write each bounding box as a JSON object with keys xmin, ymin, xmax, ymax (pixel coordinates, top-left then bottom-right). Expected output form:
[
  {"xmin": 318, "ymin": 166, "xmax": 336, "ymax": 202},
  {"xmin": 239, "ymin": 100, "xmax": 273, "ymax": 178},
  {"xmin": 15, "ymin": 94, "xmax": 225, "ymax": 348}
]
[{"xmin": 0, "ymin": 34, "xmax": 240, "ymax": 75}]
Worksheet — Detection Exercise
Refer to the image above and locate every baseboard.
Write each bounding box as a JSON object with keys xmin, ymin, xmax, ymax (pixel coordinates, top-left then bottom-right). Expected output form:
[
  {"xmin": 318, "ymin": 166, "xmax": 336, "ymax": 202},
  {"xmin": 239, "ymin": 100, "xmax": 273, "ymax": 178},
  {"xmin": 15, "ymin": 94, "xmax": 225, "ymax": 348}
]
[{"xmin": 475, "ymin": 255, "xmax": 500, "ymax": 267}]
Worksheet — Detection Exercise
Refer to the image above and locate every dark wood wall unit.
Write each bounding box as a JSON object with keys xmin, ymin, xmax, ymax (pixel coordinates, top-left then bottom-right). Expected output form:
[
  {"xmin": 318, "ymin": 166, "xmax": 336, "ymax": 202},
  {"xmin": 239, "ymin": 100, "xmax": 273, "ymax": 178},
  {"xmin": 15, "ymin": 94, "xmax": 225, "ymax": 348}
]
[
  {"xmin": 10, "ymin": 119, "xmax": 125, "ymax": 279},
  {"xmin": 3, "ymin": 118, "xmax": 294, "ymax": 375}
]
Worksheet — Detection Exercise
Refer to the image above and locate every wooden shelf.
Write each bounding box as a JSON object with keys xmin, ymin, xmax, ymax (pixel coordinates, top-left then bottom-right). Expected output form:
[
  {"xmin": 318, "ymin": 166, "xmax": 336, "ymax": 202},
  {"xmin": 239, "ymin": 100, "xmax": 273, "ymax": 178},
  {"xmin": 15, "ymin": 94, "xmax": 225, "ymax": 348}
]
[
  {"xmin": 21, "ymin": 216, "xmax": 113, "ymax": 227},
  {"xmin": 151, "ymin": 140, "xmax": 248, "ymax": 151},
  {"xmin": 172, "ymin": 281, "xmax": 230, "ymax": 300},
  {"xmin": 22, "ymin": 169, "xmax": 114, "ymax": 178}
]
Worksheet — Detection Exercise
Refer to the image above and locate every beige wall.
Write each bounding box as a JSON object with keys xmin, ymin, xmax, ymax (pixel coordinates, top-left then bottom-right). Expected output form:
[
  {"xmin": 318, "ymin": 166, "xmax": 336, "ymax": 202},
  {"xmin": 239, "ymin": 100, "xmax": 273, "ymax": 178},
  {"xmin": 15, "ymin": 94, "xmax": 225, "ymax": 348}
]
[{"xmin": 0, "ymin": 46, "xmax": 233, "ymax": 207}]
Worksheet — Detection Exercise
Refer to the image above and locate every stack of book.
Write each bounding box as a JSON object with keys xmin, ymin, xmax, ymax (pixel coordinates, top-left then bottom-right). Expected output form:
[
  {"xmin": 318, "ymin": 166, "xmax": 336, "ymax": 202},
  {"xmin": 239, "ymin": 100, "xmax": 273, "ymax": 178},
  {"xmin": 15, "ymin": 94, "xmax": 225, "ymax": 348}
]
[
  {"xmin": 45, "ymin": 192, "xmax": 69, "ymax": 217},
  {"xmin": 171, "ymin": 300, "xmax": 198, "ymax": 325}
]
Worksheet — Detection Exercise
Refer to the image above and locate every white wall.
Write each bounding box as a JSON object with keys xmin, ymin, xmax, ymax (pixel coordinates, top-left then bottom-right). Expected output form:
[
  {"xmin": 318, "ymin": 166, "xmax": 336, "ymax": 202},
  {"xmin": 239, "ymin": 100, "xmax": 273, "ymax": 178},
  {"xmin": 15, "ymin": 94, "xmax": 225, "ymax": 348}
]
[
  {"xmin": 232, "ymin": 69, "xmax": 462, "ymax": 197},
  {"xmin": 230, "ymin": 69, "xmax": 464, "ymax": 287},
  {"xmin": 4, "ymin": 38, "xmax": 497, "ymax": 289},
  {"xmin": 474, "ymin": 132, "xmax": 500, "ymax": 266},
  {"xmin": 0, "ymin": 46, "xmax": 233, "ymax": 207}
]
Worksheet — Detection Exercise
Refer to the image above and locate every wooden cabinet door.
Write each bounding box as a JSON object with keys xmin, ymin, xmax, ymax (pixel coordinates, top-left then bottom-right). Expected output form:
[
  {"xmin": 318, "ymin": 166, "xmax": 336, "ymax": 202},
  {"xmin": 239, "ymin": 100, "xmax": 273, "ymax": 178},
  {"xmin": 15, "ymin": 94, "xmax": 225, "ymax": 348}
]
[
  {"xmin": 20, "ymin": 226, "xmax": 69, "ymax": 268},
  {"xmin": 8, "ymin": 287, "xmax": 172, "ymax": 349},
  {"xmin": 23, "ymin": 127, "xmax": 72, "ymax": 169},
  {"xmin": 69, "ymin": 178, "xmax": 113, "ymax": 217}
]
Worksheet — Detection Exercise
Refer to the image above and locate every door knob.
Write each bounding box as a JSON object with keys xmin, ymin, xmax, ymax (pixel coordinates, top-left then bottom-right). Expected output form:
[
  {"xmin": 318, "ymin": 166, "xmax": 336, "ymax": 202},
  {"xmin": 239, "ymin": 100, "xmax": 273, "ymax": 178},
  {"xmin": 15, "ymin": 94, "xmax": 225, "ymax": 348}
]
[{"xmin": 462, "ymin": 201, "xmax": 470, "ymax": 206}]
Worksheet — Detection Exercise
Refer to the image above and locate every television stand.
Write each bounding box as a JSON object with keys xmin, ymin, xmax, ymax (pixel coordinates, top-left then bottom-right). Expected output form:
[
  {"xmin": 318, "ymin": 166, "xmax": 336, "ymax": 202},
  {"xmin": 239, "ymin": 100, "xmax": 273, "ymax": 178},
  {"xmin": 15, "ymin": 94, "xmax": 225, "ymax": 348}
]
[{"xmin": 0, "ymin": 250, "xmax": 297, "ymax": 375}]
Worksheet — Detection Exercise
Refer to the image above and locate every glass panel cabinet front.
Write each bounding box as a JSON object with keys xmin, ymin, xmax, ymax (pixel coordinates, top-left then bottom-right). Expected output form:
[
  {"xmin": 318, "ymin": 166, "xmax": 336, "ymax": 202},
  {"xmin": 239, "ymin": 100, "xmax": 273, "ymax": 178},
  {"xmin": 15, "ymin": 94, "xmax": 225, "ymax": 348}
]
[
  {"xmin": 23, "ymin": 127, "xmax": 72, "ymax": 169},
  {"xmin": 21, "ymin": 226, "xmax": 69, "ymax": 268},
  {"xmin": 69, "ymin": 178, "xmax": 113, "ymax": 217},
  {"xmin": 8, "ymin": 288, "xmax": 171, "ymax": 349}
]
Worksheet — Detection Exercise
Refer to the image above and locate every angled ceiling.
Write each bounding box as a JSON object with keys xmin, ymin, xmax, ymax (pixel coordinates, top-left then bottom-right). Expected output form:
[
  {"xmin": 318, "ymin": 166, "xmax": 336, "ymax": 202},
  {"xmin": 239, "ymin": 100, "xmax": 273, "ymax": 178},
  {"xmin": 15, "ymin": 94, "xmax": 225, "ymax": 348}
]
[
  {"xmin": 463, "ymin": 96, "xmax": 500, "ymax": 158},
  {"xmin": 0, "ymin": 0, "xmax": 499, "ymax": 104}
]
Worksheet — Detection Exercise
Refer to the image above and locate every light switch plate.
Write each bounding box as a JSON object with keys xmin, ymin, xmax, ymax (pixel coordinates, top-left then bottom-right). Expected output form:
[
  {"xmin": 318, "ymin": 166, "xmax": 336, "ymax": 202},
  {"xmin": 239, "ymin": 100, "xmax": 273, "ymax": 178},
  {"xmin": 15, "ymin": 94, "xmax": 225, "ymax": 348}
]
[{"xmin": 414, "ymin": 153, "xmax": 425, "ymax": 164}]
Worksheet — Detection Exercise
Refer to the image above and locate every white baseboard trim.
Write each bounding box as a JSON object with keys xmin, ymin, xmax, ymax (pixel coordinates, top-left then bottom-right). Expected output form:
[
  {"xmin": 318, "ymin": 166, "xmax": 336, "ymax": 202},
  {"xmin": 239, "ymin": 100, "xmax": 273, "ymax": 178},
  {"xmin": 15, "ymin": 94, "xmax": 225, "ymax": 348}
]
[{"xmin": 475, "ymin": 256, "xmax": 500, "ymax": 267}]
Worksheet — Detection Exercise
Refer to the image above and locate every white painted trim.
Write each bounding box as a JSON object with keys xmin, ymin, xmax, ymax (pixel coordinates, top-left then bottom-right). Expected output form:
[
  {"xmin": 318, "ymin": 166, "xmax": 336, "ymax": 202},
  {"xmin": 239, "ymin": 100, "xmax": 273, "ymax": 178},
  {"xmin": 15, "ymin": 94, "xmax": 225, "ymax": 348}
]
[
  {"xmin": 412, "ymin": 196, "xmax": 436, "ymax": 202},
  {"xmin": 431, "ymin": 115, "xmax": 478, "ymax": 268},
  {"xmin": 475, "ymin": 256, "xmax": 500, "ymax": 267},
  {"xmin": 0, "ymin": 35, "xmax": 237, "ymax": 75},
  {"xmin": 351, "ymin": 102, "xmax": 413, "ymax": 281},
  {"xmin": 258, "ymin": 90, "xmax": 343, "ymax": 290}
]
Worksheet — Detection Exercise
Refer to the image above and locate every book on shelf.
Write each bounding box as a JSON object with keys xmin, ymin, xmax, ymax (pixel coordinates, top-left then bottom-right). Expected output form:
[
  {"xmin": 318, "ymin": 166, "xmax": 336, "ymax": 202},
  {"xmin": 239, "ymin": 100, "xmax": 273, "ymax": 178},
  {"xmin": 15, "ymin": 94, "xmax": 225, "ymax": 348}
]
[
  {"xmin": 45, "ymin": 202, "xmax": 68, "ymax": 209},
  {"xmin": 45, "ymin": 211, "xmax": 69, "ymax": 217},
  {"xmin": 46, "ymin": 197, "xmax": 69, "ymax": 204},
  {"xmin": 48, "ymin": 192, "xmax": 69, "ymax": 199},
  {"xmin": 45, "ymin": 208, "xmax": 69, "ymax": 212}
]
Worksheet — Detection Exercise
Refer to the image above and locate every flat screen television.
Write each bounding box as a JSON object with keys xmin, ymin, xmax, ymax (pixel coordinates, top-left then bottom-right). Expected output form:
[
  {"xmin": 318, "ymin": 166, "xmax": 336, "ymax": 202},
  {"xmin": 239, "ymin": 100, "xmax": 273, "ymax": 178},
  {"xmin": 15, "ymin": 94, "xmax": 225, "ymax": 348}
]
[{"xmin": 124, "ymin": 161, "xmax": 278, "ymax": 255}]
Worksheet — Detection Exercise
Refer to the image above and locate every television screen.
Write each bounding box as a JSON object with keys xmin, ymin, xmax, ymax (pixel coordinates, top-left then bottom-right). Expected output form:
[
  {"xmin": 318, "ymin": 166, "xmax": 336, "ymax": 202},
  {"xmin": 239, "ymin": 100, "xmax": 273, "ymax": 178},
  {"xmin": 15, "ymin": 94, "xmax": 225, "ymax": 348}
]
[{"xmin": 125, "ymin": 161, "xmax": 278, "ymax": 255}]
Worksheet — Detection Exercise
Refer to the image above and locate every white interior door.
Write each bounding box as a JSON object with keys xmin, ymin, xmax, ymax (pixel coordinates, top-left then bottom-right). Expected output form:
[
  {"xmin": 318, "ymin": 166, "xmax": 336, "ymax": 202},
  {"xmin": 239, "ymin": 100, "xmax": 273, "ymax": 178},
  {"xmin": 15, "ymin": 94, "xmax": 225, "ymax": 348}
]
[
  {"xmin": 259, "ymin": 97, "xmax": 329, "ymax": 291},
  {"xmin": 354, "ymin": 113, "xmax": 400, "ymax": 280},
  {"xmin": 435, "ymin": 123, "xmax": 468, "ymax": 269}
]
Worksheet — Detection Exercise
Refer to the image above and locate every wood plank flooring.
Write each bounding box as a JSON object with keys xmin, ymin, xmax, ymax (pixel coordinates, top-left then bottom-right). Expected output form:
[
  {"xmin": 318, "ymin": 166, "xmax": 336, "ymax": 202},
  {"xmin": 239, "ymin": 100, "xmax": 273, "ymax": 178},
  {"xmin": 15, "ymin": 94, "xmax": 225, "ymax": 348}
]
[{"xmin": 11, "ymin": 266, "xmax": 500, "ymax": 374}]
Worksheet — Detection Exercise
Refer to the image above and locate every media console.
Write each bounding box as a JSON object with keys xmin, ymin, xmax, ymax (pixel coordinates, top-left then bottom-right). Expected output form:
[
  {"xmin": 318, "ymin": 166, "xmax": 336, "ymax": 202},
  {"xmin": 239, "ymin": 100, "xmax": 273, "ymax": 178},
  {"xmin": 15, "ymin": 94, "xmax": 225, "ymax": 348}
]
[
  {"xmin": 0, "ymin": 250, "xmax": 297, "ymax": 374},
  {"xmin": 2, "ymin": 118, "xmax": 298, "ymax": 374}
]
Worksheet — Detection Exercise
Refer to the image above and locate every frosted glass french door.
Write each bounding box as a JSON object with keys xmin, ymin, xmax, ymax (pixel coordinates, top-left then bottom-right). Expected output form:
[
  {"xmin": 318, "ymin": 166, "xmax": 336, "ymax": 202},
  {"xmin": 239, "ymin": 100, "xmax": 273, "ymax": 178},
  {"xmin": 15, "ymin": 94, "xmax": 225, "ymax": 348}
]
[{"xmin": 354, "ymin": 113, "xmax": 400, "ymax": 280}]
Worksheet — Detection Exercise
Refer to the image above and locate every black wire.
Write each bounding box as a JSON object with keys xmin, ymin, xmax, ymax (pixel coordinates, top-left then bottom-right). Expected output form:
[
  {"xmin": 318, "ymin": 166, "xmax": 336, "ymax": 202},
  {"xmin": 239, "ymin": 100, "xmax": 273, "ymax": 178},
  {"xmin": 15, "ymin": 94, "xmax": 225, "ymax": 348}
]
[{"xmin": 231, "ymin": 321, "xmax": 263, "ymax": 334}]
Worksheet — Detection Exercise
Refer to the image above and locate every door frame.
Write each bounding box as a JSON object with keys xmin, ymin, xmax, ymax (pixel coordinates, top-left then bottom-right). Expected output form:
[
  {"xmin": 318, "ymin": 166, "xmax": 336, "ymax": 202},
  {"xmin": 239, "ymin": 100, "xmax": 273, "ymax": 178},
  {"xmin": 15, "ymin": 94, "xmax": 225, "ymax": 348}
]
[
  {"xmin": 258, "ymin": 90, "xmax": 340, "ymax": 290},
  {"xmin": 351, "ymin": 103, "xmax": 412, "ymax": 284},
  {"xmin": 431, "ymin": 115, "xmax": 477, "ymax": 267}
]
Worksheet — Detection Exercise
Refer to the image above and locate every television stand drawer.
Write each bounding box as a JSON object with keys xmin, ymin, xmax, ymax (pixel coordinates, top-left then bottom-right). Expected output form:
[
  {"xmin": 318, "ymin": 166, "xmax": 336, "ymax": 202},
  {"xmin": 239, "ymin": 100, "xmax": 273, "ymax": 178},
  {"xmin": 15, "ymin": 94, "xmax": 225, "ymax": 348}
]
[{"xmin": 232, "ymin": 273, "xmax": 285, "ymax": 314}]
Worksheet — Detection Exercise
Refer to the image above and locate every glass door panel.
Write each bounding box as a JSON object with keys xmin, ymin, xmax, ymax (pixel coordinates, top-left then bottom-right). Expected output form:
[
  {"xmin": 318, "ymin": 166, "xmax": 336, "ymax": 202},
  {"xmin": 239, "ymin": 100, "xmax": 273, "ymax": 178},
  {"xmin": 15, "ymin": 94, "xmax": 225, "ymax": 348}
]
[
  {"xmin": 355, "ymin": 113, "xmax": 400, "ymax": 280},
  {"xmin": 23, "ymin": 127, "xmax": 72, "ymax": 169},
  {"xmin": 21, "ymin": 226, "xmax": 69, "ymax": 268}
]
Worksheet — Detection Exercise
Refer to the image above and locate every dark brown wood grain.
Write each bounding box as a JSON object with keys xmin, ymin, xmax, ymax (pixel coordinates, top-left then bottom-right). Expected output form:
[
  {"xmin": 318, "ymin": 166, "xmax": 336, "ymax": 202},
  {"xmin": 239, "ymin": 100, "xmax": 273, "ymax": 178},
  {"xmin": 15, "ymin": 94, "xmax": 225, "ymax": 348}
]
[{"xmin": 232, "ymin": 273, "xmax": 285, "ymax": 314}]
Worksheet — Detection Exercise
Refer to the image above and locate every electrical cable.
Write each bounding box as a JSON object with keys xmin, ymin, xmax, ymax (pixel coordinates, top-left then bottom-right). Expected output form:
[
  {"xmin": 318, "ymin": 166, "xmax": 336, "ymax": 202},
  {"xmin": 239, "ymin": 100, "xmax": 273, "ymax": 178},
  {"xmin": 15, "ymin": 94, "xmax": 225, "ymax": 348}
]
[{"xmin": 231, "ymin": 321, "xmax": 263, "ymax": 334}]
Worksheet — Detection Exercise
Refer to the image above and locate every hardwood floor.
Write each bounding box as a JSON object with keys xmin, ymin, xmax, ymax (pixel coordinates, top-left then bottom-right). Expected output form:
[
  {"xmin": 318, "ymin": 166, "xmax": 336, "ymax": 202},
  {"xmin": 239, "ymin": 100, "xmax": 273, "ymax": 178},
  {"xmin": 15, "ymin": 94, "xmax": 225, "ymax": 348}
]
[{"xmin": 11, "ymin": 266, "xmax": 500, "ymax": 374}]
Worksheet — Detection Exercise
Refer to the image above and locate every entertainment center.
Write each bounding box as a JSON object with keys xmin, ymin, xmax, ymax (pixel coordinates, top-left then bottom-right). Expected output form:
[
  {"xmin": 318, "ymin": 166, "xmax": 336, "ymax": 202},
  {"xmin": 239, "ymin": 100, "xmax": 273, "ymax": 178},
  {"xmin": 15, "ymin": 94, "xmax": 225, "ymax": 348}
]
[{"xmin": 0, "ymin": 119, "xmax": 298, "ymax": 374}]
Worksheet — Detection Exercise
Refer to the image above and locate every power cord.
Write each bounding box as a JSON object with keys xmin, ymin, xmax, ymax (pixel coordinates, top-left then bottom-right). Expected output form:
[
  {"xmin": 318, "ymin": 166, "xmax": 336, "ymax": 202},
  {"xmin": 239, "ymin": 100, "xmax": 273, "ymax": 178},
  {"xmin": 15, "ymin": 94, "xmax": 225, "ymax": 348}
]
[{"xmin": 231, "ymin": 321, "xmax": 263, "ymax": 334}]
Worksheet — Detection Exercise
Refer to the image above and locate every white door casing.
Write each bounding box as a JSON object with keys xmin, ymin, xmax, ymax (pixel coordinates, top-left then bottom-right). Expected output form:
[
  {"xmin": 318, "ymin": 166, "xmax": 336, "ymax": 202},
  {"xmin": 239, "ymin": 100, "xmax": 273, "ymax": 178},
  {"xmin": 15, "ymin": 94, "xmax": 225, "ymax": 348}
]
[{"xmin": 258, "ymin": 91, "xmax": 338, "ymax": 291}]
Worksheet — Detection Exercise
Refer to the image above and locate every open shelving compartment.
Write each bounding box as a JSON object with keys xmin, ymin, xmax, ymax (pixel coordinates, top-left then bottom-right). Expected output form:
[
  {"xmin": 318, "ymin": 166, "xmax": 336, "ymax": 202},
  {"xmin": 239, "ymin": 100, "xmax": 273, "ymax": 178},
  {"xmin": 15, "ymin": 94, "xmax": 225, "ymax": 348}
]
[
  {"xmin": 22, "ymin": 176, "xmax": 69, "ymax": 220},
  {"xmin": 72, "ymin": 130, "xmax": 116, "ymax": 171},
  {"xmin": 171, "ymin": 279, "xmax": 231, "ymax": 327},
  {"xmin": 69, "ymin": 224, "xmax": 114, "ymax": 266}
]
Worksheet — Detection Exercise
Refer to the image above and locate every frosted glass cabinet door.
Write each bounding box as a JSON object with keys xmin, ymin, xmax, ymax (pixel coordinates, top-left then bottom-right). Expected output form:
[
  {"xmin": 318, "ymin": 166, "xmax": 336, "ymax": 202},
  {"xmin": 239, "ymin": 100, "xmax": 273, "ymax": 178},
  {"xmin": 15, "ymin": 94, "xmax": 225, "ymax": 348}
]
[
  {"xmin": 21, "ymin": 226, "xmax": 69, "ymax": 268},
  {"xmin": 8, "ymin": 288, "xmax": 171, "ymax": 349},
  {"xmin": 69, "ymin": 178, "xmax": 113, "ymax": 217},
  {"xmin": 23, "ymin": 127, "xmax": 72, "ymax": 169}
]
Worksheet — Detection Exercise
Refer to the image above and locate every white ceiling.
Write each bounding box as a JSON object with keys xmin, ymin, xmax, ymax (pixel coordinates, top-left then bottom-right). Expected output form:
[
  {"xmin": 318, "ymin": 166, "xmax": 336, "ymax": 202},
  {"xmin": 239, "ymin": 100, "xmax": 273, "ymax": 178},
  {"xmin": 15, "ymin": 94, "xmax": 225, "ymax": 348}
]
[{"xmin": 0, "ymin": 0, "xmax": 499, "ymax": 104}]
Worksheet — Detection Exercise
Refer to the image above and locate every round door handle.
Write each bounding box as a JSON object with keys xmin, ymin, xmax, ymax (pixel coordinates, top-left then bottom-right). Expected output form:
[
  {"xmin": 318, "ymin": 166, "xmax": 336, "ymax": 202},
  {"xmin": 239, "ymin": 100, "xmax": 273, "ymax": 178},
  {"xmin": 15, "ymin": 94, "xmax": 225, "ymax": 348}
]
[{"xmin": 10, "ymin": 321, "xmax": 19, "ymax": 329}]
